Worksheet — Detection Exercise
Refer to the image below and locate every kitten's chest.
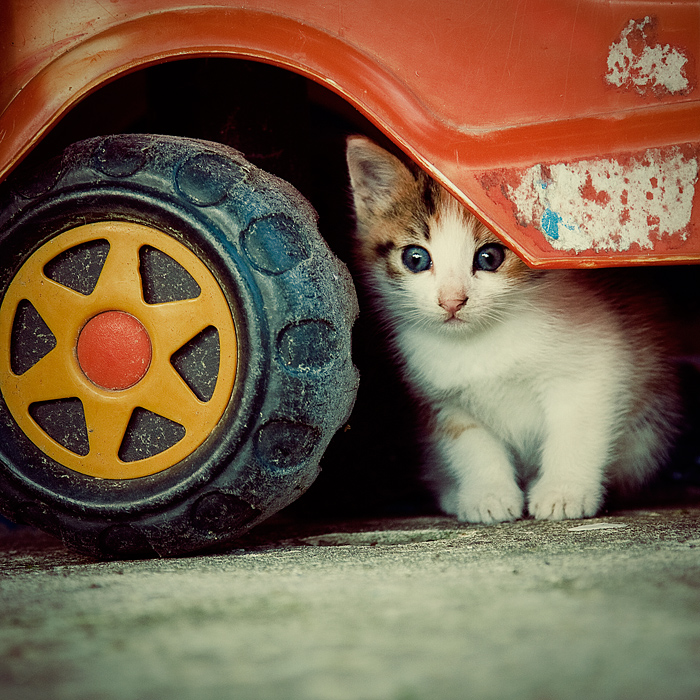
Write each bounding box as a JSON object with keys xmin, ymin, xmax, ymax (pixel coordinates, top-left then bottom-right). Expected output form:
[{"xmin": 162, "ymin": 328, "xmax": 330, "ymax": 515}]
[
  {"xmin": 400, "ymin": 323, "xmax": 534, "ymax": 392},
  {"xmin": 399, "ymin": 324, "xmax": 545, "ymax": 441}
]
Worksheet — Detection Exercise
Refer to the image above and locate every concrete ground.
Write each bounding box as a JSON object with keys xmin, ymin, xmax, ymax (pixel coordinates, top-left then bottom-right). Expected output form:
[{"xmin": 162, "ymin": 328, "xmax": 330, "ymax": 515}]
[{"xmin": 1, "ymin": 505, "xmax": 700, "ymax": 700}]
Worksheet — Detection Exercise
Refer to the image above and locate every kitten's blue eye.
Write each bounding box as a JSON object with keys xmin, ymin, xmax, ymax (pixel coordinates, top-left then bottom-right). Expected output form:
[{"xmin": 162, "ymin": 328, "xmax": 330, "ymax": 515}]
[
  {"xmin": 402, "ymin": 246, "xmax": 432, "ymax": 273},
  {"xmin": 474, "ymin": 244, "xmax": 506, "ymax": 272}
]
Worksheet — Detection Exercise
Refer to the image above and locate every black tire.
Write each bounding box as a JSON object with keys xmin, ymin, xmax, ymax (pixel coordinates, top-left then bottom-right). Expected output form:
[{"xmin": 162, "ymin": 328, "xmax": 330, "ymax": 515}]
[{"xmin": 0, "ymin": 134, "xmax": 358, "ymax": 558}]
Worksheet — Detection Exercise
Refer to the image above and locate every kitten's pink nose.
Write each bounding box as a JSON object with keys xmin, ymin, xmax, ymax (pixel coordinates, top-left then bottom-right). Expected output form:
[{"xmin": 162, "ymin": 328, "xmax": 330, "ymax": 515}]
[{"xmin": 439, "ymin": 297, "xmax": 467, "ymax": 314}]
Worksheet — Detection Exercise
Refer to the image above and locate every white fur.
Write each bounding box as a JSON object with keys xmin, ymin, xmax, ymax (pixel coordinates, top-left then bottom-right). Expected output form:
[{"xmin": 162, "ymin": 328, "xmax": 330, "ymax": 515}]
[
  {"xmin": 397, "ymin": 273, "xmax": 629, "ymax": 522},
  {"xmin": 347, "ymin": 137, "xmax": 680, "ymax": 523}
]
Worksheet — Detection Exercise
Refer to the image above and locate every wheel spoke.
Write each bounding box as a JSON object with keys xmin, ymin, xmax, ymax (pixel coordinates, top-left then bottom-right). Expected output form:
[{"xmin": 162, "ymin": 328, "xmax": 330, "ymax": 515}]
[
  {"xmin": 81, "ymin": 393, "xmax": 135, "ymax": 463},
  {"xmin": 24, "ymin": 280, "xmax": 88, "ymax": 346},
  {"xmin": 140, "ymin": 298, "xmax": 217, "ymax": 356},
  {"xmin": 141, "ymin": 362, "xmax": 205, "ymax": 427},
  {"xmin": 90, "ymin": 233, "xmax": 144, "ymax": 309},
  {"xmin": 10, "ymin": 346, "xmax": 83, "ymax": 407}
]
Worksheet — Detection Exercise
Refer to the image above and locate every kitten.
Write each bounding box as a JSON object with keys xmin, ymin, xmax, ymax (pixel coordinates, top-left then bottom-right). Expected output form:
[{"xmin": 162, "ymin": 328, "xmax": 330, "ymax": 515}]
[{"xmin": 346, "ymin": 135, "xmax": 682, "ymax": 523}]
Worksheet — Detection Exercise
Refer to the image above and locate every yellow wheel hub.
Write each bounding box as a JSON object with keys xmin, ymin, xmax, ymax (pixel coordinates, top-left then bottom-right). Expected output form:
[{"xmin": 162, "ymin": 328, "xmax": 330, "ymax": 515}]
[{"xmin": 0, "ymin": 222, "xmax": 237, "ymax": 479}]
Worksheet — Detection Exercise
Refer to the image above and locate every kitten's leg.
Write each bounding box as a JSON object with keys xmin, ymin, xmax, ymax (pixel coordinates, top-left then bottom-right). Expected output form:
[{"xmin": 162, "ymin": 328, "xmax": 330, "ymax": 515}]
[
  {"xmin": 433, "ymin": 412, "xmax": 524, "ymax": 524},
  {"xmin": 528, "ymin": 384, "xmax": 610, "ymax": 520}
]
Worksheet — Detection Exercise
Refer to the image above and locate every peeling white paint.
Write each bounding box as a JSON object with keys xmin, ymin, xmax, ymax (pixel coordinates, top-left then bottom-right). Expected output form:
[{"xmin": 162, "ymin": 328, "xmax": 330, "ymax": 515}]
[
  {"xmin": 606, "ymin": 17, "xmax": 690, "ymax": 95},
  {"xmin": 506, "ymin": 148, "xmax": 698, "ymax": 253}
]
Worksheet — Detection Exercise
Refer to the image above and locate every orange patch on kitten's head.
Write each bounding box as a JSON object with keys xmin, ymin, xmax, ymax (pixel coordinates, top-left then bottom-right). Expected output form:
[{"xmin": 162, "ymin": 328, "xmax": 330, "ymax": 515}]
[{"xmin": 346, "ymin": 135, "xmax": 533, "ymax": 283}]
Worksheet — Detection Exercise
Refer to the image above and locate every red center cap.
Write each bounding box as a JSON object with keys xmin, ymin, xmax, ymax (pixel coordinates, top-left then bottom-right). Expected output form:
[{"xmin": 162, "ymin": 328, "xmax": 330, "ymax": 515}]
[{"xmin": 77, "ymin": 311, "xmax": 152, "ymax": 390}]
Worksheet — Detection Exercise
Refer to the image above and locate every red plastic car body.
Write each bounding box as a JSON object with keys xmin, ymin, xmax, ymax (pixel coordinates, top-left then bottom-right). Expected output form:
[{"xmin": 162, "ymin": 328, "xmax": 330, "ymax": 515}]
[{"xmin": 1, "ymin": 0, "xmax": 699, "ymax": 268}]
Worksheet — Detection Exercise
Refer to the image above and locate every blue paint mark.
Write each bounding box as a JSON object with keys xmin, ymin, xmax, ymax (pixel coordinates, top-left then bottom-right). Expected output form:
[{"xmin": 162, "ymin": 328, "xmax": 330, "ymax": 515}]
[{"xmin": 540, "ymin": 208, "xmax": 562, "ymax": 239}]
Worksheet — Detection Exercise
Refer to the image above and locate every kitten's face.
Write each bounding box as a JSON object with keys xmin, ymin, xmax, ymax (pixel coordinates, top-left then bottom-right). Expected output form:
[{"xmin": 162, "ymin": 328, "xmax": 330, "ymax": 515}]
[{"xmin": 346, "ymin": 137, "xmax": 533, "ymax": 334}]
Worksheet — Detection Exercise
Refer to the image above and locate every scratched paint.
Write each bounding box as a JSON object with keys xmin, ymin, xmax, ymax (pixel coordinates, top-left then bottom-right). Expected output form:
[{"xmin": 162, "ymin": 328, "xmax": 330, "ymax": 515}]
[
  {"xmin": 505, "ymin": 148, "xmax": 698, "ymax": 253},
  {"xmin": 605, "ymin": 17, "xmax": 692, "ymax": 96}
]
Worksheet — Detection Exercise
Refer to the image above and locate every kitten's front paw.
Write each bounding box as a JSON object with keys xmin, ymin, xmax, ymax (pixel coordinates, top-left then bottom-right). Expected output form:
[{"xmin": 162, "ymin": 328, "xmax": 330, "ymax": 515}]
[
  {"xmin": 528, "ymin": 480, "xmax": 603, "ymax": 521},
  {"xmin": 455, "ymin": 488, "xmax": 524, "ymax": 525}
]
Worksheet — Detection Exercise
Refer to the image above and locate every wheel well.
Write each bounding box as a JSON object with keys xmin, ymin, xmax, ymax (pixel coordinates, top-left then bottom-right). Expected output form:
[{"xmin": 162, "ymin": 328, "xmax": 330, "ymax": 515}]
[{"xmin": 23, "ymin": 58, "xmax": 395, "ymax": 264}]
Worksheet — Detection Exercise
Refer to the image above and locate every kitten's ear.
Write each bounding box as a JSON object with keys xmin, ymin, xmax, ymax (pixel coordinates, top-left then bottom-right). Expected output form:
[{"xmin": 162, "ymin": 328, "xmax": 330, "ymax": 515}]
[{"xmin": 346, "ymin": 136, "xmax": 414, "ymax": 218}]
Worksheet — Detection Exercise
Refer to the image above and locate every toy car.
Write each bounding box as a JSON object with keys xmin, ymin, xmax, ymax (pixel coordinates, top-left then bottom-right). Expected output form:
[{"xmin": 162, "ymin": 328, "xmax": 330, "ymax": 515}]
[{"xmin": 0, "ymin": 0, "xmax": 698, "ymax": 556}]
